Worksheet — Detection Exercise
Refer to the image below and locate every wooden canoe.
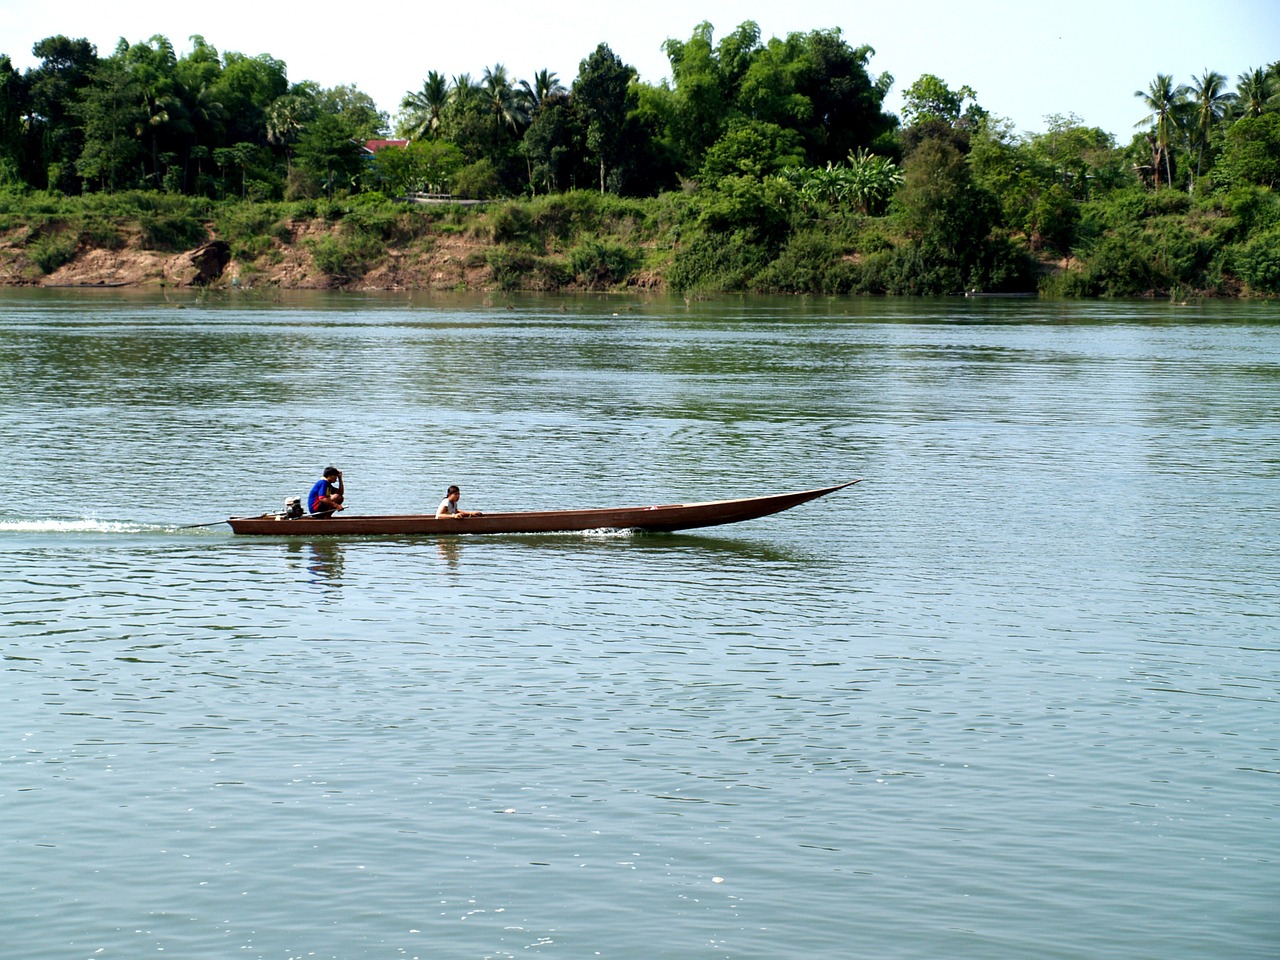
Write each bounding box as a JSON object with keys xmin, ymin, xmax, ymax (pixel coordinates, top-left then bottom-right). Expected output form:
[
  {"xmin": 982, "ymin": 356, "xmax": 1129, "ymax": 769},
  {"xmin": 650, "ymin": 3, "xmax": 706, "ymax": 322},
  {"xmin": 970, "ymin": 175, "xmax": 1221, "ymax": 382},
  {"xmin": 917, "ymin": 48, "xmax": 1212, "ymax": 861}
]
[{"xmin": 226, "ymin": 481, "xmax": 860, "ymax": 536}]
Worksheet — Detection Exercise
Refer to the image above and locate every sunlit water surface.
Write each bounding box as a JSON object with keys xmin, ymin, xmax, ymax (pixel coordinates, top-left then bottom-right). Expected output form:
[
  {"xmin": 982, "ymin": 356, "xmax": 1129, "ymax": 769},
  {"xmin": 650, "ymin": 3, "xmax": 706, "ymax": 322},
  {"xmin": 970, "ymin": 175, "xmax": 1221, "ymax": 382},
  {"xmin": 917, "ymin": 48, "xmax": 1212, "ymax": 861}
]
[{"xmin": 2, "ymin": 290, "xmax": 1276, "ymax": 959}]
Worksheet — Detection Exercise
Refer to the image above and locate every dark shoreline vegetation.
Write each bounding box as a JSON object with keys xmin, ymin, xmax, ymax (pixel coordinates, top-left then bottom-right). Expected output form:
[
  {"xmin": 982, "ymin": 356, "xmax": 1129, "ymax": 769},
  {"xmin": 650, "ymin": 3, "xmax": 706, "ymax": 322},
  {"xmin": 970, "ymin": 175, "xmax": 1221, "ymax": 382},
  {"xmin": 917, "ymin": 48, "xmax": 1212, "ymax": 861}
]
[{"xmin": 2, "ymin": 27, "xmax": 1279, "ymax": 297}]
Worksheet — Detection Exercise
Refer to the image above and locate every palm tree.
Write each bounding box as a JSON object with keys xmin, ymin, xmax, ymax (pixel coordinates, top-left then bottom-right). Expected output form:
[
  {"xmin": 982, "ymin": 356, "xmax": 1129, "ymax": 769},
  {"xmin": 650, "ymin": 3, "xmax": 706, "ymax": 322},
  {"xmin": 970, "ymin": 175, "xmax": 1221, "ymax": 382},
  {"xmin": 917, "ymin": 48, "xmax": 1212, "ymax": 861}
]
[
  {"xmin": 520, "ymin": 69, "xmax": 564, "ymax": 112},
  {"xmin": 1134, "ymin": 73, "xmax": 1188, "ymax": 188},
  {"xmin": 178, "ymin": 79, "xmax": 227, "ymax": 190},
  {"xmin": 266, "ymin": 93, "xmax": 313, "ymax": 171},
  {"xmin": 1187, "ymin": 70, "xmax": 1234, "ymax": 184},
  {"xmin": 482, "ymin": 63, "xmax": 526, "ymax": 132},
  {"xmin": 1234, "ymin": 67, "xmax": 1276, "ymax": 118},
  {"xmin": 449, "ymin": 72, "xmax": 482, "ymax": 109},
  {"xmin": 400, "ymin": 70, "xmax": 449, "ymax": 140}
]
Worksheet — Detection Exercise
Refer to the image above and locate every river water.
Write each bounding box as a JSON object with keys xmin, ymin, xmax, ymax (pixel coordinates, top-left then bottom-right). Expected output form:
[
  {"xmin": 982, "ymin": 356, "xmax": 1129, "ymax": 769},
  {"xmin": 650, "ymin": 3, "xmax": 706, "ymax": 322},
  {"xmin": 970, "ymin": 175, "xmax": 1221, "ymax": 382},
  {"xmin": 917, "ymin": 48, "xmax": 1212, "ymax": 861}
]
[{"xmin": 2, "ymin": 290, "xmax": 1277, "ymax": 960}]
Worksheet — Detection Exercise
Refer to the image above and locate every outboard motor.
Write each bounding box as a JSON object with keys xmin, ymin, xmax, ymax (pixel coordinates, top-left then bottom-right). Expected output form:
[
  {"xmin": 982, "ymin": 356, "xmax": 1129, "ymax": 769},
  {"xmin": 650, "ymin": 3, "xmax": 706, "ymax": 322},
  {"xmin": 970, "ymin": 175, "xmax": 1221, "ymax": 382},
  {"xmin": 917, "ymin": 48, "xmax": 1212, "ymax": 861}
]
[{"xmin": 282, "ymin": 497, "xmax": 304, "ymax": 519}]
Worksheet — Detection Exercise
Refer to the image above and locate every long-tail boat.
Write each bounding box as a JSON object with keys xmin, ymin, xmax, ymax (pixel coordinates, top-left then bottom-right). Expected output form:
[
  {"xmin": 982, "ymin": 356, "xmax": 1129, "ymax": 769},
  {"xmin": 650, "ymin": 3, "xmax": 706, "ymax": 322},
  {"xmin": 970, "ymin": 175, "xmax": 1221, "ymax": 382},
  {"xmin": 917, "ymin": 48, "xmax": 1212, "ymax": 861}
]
[{"xmin": 225, "ymin": 481, "xmax": 860, "ymax": 536}]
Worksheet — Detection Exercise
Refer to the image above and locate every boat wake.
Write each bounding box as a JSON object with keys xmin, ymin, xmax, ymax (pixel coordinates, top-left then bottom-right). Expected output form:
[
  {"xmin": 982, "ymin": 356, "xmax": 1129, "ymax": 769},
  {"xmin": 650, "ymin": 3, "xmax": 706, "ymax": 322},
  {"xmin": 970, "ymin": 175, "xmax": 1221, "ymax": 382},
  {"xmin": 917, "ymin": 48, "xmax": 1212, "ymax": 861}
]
[{"xmin": 0, "ymin": 518, "xmax": 171, "ymax": 535}]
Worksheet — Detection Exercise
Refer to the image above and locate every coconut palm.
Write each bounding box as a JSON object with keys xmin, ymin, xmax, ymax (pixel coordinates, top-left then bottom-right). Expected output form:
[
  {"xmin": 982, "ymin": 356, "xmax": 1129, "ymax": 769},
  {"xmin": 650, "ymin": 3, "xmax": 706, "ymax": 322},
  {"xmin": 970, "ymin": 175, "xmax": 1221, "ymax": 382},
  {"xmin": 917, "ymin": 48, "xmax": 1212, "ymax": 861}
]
[
  {"xmin": 1234, "ymin": 67, "xmax": 1276, "ymax": 118},
  {"xmin": 449, "ymin": 73, "xmax": 482, "ymax": 109},
  {"xmin": 1187, "ymin": 70, "xmax": 1234, "ymax": 183},
  {"xmin": 266, "ymin": 93, "xmax": 313, "ymax": 170},
  {"xmin": 520, "ymin": 69, "xmax": 565, "ymax": 112},
  {"xmin": 1134, "ymin": 73, "xmax": 1188, "ymax": 188},
  {"xmin": 399, "ymin": 70, "xmax": 449, "ymax": 140},
  {"xmin": 482, "ymin": 63, "xmax": 526, "ymax": 132}
]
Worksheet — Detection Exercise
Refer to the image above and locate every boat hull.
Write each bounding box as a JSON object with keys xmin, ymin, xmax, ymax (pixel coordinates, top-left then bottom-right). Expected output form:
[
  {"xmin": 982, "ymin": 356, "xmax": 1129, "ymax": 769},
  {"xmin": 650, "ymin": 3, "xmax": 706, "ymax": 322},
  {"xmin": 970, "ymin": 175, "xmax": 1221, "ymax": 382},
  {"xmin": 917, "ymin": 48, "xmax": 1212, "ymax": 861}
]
[{"xmin": 226, "ymin": 481, "xmax": 859, "ymax": 536}]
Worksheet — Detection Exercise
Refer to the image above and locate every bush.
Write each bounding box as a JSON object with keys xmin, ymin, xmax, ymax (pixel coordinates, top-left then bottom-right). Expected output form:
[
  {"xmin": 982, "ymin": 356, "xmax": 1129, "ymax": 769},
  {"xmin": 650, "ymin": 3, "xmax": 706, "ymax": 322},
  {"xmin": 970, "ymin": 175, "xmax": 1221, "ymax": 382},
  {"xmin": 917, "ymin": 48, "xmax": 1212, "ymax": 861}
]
[
  {"xmin": 568, "ymin": 239, "xmax": 639, "ymax": 288},
  {"xmin": 215, "ymin": 205, "xmax": 291, "ymax": 261},
  {"xmin": 488, "ymin": 202, "xmax": 535, "ymax": 245},
  {"xmin": 1232, "ymin": 229, "xmax": 1280, "ymax": 294},
  {"xmin": 451, "ymin": 159, "xmax": 501, "ymax": 200},
  {"xmin": 667, "ymin": 230, "xmax": 773, "ymax": 293},
  {"xmin": 486, "ymin": 247, "xmax": 572, "ymax": 291},
  {"xmin": 139, "ymin": 211, "xmax": 207, "ymax": 250},
  {"xmin": 856, "ymin": 241, "xmax": 965, "ymax": 295},
  {"xmin": 80, "ymin": 219, "xmax": 124, "ymax": 250},
  {"xmin": 305, "ymin": 232, "xmax": 385, "ymax": 278},
  {"xmin": 486, "ymin": 247, "xmax": 534, "ymax": 290},
  {"xmin": 752, "ymin": 230, "xmax": 858, "ymax": 294},
  {"xmin": 341, "ymin": 206, "xmax": 405, "ymax": 243},
  {"xmin": 28, "ymin": 232, "xmax": 79, "ymax": 273},
  {"xmin": 1219, "ymin": 185, "xmax": 1280, "ymax": 235}
]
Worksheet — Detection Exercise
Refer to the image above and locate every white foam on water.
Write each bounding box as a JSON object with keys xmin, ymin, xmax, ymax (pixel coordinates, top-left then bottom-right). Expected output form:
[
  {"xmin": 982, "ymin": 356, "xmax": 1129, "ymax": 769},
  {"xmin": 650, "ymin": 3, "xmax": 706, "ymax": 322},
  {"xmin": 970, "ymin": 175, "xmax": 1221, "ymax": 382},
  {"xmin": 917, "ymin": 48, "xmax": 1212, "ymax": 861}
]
[{"xmin": 0, "ymin": 518, "xmax": 152, "ymax": 535}]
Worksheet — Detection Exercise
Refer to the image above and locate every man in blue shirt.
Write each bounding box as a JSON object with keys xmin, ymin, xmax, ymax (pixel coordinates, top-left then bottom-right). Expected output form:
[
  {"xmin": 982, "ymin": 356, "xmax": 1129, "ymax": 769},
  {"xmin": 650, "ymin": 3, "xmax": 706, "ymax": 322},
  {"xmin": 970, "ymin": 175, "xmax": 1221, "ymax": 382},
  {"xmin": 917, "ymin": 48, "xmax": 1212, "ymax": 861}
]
[{"xmin": 308, "ymin": 467, "xmax": 345, "ymax": 516}]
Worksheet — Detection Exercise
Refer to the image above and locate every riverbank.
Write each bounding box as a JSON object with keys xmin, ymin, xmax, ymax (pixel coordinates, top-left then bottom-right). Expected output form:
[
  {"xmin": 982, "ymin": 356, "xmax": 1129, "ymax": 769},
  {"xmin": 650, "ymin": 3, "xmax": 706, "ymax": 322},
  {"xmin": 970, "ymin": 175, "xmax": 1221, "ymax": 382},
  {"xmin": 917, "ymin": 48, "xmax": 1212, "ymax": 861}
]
[
  {"xmin": 0, "ymin": 188, "xmax": 1273, "ymax": 297},
  {"xmin": 0, "ymin": 193, "xmax": 672, "ymax": 294},
  {"xmin": 0, "ymin": 218, "xmax": 504, "ymax": 292}
]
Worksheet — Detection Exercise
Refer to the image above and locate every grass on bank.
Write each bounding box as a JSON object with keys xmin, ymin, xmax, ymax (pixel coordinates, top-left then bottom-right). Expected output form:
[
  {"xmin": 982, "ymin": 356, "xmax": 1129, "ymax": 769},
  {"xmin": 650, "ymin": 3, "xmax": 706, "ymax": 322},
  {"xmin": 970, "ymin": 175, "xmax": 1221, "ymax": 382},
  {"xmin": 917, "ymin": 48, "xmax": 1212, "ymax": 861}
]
[{"xmin": 1, "ymin": 184, "xmax": 1277, "ymax": 296}]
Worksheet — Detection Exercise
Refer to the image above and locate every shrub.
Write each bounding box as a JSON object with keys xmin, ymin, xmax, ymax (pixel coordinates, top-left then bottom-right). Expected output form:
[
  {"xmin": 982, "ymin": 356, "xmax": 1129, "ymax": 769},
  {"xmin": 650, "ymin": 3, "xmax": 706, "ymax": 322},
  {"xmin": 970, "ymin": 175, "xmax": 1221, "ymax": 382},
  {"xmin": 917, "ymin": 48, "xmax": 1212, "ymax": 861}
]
[
  {"xmin": 305, "ymin": 232, "xmax": 385, "ymax": 278},
  {"xmin": 856, "ymin": 241, "xmax": 965, "ymax": 295},
  {"xmin": 341, "ymin": 207, "xmax": 404, "ymax": 243},
  {"xmin": 485, "ymin": 247, "xmax": 572, "ymax": 291},
  {"xmin": 486, "ymin": 247, "xmax": 536, "ymax": 290},
  {"xmin": 568, "ymin": 239, "xmax": 639, "ymax": 288},
  {"xmin": 80, "ymin": 219, "xmax": 124, "ymax": 250},
  {"xmin": 667, "ymin": 230, "xmax": 772, "ymax": 293},
  {"xmin": 139, "ymin": 211, "xmax": 206, "ymax": 250},
  {"xmin": 752, "ymin": 230, "xmax": 857, "ymax": 294},
  {"xmin": 451, "ymin": 159, "xmax": 501, "ymax": 199},
  {"xmin": 28, "ymin": 232, "xmax": 79, "ymax": 273},
  {"xmin": 487, "ymin": 202, "xmax": 535, "ymax": 245},
  {"xmin": 1232, "ymin": 229, "xmax": 1280, "ymax": 294},
  {"xmin": 215, "ymin": 205, "xmax": 290, "ymax": 261}
]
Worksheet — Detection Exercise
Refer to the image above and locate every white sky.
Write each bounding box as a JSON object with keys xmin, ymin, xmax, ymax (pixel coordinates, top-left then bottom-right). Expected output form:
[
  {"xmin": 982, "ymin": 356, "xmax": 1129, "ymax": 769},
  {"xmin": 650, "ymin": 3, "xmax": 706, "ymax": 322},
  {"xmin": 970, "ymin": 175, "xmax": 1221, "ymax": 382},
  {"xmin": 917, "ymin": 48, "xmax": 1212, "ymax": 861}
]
[{"xmin": 3, "ymin": 0, "xmax": 1276, "ymax": 141}]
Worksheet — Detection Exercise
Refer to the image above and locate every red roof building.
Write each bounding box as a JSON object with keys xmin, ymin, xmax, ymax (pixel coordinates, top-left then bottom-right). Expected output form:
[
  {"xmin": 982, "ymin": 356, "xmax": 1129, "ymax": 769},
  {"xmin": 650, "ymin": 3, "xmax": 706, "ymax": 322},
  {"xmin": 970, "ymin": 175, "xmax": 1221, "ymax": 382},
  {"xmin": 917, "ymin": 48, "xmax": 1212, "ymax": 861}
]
[{"xmin": 362, "ymin": 139, "xmax": 409, "ymax": 154}]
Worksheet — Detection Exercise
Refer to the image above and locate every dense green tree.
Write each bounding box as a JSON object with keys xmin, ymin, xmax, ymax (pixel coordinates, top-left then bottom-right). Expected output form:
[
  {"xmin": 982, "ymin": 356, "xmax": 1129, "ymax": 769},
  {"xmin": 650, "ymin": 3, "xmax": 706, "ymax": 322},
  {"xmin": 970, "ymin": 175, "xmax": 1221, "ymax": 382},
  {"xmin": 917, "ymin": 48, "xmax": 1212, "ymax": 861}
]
[
  {"xmin": 898, "ymin": 73, "xmax": 985, "ymax": 164},
  {"xmin": 894, "ymin": 136, "xmax": 999, "ymax": 283},
  {"xmin": 368, "ymin": 139, "xmax": 463, "ymax": 194},
  {"xmin": 211, "ymin": 51, "xmax": 288, "ymax": 147},
  {"xmin": 24, "ymin": 36, "xmax": 99, "ymax": 190},
  {"xmin": 661, "ymin": 23, "xmax": 894, "ymax": 173},
  {"xmin": 521, "ymin": 90, "xmax": 585, "ymax": 193},
  {"xmin": 660, "ymin": 22, "xmax": 757, "ymax": 171},
  {"xmin": 0, "ymin": 56, "xmax": 25, "ymax": 183},
  {"xmin": 316, "ymin": 84, "xmax": 387, "ymax": 141},
  {"xmin": 794, "ymin": 31, "xmax": 894, "ymax": 165},
  {"xmin": 1213, "ymin": 112, "xmax": 1280, "ymax": 188},
  {"xmin": 736, "ymin": 33, "xmax": 814, "ymax": 132},
  {"xmin": 699, "ymin": 118, "xmax": 803, "ymax": 184},
  {"xmin": 901, "ymin": 73, "xmax": 981, "ymax": 127},
  {"xmin": 572, "ymin": 43, "xmax": 636, "ymax": 193},
  {"xmin": 294, "ymin": 111, "xmax": 362, "ymax": 198},
  {"xmin": 1039, "ymin": 116, "xmax": 1127, "ymax": 194},
  {"xmin": 74, "ymin": 52, "xmax": 144, "ymax": 191}
]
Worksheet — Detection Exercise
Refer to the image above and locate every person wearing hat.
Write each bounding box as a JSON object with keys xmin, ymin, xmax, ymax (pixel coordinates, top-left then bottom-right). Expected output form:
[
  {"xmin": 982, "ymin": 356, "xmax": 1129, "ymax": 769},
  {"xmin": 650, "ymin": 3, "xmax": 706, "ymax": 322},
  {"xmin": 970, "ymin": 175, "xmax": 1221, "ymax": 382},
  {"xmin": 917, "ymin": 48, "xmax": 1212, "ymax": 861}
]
[{"xmin": 308, "ymin": 466, "xmax": 345, "ymax": 516}]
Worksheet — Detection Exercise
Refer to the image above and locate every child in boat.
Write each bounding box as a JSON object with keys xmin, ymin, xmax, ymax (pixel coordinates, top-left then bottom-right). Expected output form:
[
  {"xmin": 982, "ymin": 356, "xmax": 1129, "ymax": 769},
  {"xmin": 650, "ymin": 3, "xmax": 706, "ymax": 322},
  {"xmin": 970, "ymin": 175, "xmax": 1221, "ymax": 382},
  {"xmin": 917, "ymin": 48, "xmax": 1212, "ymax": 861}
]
[{"xmin": 436, "ymin": 485, "xmax": 481, "ymax": 518}]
